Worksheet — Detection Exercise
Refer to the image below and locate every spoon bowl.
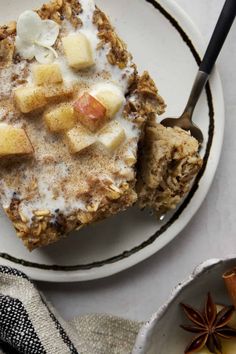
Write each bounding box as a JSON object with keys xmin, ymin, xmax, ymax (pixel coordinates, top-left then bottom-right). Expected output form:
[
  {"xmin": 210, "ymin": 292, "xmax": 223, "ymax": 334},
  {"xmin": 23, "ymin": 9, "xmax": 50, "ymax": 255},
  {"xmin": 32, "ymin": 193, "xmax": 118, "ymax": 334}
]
[{"xmin": 161, "ymin": 112, "xmax": 204, "ymax": 145}]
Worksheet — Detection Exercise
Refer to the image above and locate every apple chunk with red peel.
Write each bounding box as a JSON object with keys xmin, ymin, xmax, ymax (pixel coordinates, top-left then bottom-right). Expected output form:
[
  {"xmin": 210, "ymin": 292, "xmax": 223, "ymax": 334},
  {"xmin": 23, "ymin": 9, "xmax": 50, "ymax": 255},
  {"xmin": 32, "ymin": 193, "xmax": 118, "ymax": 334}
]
[
  {"xmin": 74, "ymin": 93, "xmax": 107, "ymax": 132},
  {"xmin": 0, "ymin": 124, "xmax": 33, "ymax": 157}
]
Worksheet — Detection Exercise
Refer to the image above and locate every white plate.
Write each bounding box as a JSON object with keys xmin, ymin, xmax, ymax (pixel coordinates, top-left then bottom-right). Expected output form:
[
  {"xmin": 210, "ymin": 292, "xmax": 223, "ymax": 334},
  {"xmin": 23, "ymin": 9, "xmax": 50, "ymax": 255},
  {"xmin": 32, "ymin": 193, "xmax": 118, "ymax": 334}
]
[{"xmin": 0, "ymin": 0, "xmax": 224, "ymax": 282}]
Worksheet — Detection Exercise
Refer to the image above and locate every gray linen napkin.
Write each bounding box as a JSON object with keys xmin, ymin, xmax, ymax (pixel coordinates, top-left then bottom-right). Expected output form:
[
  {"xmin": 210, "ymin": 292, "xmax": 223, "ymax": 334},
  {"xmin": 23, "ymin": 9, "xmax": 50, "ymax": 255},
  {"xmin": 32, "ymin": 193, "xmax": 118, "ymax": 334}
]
[{"xmin": 0, "ymin": 266, "xmax": 141, "ymax": 354}]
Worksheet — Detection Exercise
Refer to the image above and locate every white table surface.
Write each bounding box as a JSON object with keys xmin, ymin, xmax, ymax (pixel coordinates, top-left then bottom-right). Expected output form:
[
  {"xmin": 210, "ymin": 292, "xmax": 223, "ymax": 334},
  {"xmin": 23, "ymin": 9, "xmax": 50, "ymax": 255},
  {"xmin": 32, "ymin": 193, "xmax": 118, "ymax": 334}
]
[{"xmin": 39, "ymin": 0, "xmax": 236, "ymax": 323}]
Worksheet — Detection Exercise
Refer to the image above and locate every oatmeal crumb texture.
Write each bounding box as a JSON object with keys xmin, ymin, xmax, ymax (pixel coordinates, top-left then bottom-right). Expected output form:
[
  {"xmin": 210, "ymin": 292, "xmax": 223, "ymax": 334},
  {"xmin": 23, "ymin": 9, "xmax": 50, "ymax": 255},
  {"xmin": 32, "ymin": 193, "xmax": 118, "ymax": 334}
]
[
  {"xmin": 137, "ymin": 119, "xmax": 203, "ymax": 215},
  {"xmin": 0, "ymin": 0, "xmax": 202, "ymax": 251}
]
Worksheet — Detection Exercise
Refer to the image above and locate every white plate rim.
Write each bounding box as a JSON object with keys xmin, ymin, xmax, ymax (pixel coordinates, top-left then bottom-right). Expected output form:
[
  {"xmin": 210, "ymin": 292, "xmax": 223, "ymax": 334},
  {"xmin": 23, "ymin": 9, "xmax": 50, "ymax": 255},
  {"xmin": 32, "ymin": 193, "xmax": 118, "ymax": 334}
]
[{"xmin": 0, "ymin": 0, "xmax": 225, "ymax": 282}]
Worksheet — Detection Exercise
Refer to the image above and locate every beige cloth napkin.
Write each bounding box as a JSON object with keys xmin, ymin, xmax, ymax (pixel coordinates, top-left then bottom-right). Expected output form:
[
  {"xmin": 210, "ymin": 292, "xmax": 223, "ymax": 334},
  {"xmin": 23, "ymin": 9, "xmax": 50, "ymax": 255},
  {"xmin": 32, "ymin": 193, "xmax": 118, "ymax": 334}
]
[
  {"xmin": 0, "ymin": 265, "xmax": 141, "ymax": 354},
  {"xmin": 71, "ymin": 314, "xmax": 141, "ymax": 354}
]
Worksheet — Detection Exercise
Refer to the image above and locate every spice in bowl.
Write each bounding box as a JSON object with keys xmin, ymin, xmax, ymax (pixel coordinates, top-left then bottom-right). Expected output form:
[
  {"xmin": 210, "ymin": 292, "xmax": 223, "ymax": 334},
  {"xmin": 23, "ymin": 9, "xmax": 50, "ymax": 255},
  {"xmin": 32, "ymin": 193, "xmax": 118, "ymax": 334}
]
[{"xmin": 180, "ymin": 267, "xmax": 236, "ymax": 354}]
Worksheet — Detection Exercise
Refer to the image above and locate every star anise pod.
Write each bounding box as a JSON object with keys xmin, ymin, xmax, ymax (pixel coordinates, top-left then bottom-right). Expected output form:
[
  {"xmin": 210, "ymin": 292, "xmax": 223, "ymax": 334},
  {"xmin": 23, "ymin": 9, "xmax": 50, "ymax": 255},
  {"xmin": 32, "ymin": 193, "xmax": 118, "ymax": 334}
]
[{"xmin": 180, "ymin": 293, "xmax": 236, "ymax": 353}]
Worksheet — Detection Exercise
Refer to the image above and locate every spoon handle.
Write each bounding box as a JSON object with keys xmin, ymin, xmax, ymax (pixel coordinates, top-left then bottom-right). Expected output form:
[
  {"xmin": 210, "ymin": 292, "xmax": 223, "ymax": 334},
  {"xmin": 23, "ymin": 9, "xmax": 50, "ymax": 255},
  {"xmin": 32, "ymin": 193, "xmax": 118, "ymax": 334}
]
[
  {"xmin": 199, "ymin": 0, "xmax": 236, "ymax": 75},
  {"xmin": 184, "ymin": 0, "xmax": 235, "ymax": 117}
]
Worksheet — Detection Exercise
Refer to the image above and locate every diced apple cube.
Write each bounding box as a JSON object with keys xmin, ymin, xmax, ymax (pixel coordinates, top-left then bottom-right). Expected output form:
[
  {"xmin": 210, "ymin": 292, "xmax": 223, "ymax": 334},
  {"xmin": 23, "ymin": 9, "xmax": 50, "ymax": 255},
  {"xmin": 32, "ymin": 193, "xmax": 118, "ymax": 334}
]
[
  {"xmin": 14, "ymin": 86, "xmax": 46, "ymax": 113},
  {"xmin": 33, "ymin": 64, "xmax": 63, "ymax": 86},
  {"xmin": 74, "ymin": 93, "xmax": 107, "ymax": 132},
  {"xmin": 66, "ymin": 125, "xmax": 96, "ymax": 154},
  {"xmin": 44, "ymin": 104, "xmax": 75, "ymax": 132},
  {"xmin": 62, "ymin": 33, "xmax": 94, "ymax": 70},
  {"xmin": 98, "ymin": 121, "xmax": 126, "ymax": 152},
  {"xmin": 44, "ymin": 84, "xmax": 73, "ymax": 103},
  {"xmin": 0, "ymin": 124, "xmax": 33, "ymax": 157},
  {"xmin": 94, "ymin": 89, "xmax": 124, "ymax": 118}
]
